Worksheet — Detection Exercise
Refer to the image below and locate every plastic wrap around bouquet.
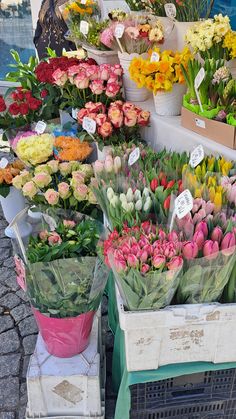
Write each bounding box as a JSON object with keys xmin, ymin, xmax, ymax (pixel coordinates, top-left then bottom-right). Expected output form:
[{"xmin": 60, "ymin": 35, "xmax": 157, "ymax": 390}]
[{"xmin": 13, "ymin": 208, "xmax": 109, "ymax": 357}]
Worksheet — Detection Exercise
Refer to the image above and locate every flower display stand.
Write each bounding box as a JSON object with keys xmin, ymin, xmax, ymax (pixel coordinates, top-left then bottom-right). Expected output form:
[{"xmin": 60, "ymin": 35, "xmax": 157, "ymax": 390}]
[{"xmin": 26, "ymin": 312, "xmax": 105, "ymax": 419}]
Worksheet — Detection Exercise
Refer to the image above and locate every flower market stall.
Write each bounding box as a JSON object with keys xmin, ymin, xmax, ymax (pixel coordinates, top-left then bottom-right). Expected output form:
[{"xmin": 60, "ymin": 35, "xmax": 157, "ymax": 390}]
[{"xmin": 0, "ymin": 1, "xmax": 236, "ymax": 418}]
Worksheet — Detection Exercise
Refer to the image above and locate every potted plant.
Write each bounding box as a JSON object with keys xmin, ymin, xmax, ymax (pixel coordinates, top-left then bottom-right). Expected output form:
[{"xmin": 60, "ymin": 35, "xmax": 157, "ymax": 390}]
[
  {"xmin": 129, "ymin": 47, "xmax": 192, "ymax": 116},
  {"xmin": 14, "ymin": 211, "xmax": 108, "ymax": 357}
]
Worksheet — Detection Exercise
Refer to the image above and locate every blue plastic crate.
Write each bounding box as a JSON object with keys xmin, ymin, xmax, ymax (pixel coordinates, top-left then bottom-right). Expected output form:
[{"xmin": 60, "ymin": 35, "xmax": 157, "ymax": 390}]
[{"xmin": 130, "ymin": 368, "xmax": 236, "ymax": 412}]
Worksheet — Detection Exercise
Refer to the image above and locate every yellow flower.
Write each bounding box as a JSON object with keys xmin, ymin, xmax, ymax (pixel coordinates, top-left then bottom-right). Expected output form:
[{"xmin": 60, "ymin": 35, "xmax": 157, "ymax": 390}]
[{"xmin": 214, "ymin": 192, "xmax": 222, "ymax": 212}]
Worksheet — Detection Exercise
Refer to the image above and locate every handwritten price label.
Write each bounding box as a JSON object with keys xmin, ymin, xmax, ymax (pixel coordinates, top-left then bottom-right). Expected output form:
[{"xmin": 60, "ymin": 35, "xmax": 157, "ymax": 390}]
[
  {"xmin": 82, "ymin": 117, "xmax": 96, "ymax": 134},
  {"xmin": 35, "ymin": 121, "xmax": 46, "ymax": 134},
  {"xmin": 175, "ymin": 189, "xmax": 193, "ymax": 219},
  {"xmin": 128, "ymin": 147, "xmax": 140, "ymax": 166},
  {"xmin": 80, "ymin": 20, "xmax": 89, "ymax": 35},
  {"xmin": 190, "ymin": 145, "xmax": 204, "ymax": 168},
  {"xmin": 150, "ymin": 52, "xmax": 160, "ymax": 62},
  {"xmin": 194, "ymin": 67, "xmax": 205, "ymax": 90},
  {"xmin": 0, "ymin": 158, "xmax": 8, "ymax": 169},
  {"xmin": 72, "ymin": 108, "xmax": 79, "ymax": 119},
  {"xmin": 115, "ymin": 24, "xmax": 125, "ymax": 39},
  {"xmin": 164, "ymin": 3, "xmax": 176, "ymax": 18}
]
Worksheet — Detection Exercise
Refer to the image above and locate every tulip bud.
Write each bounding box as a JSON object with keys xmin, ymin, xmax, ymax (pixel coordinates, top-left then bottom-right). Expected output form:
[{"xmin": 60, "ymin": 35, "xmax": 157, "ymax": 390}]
[
  {"xmin": 127, "ymin": 254, "xmax": 139, "ymax": 268},
  {"xmin": 152, "ymin": 254, "xmax": 166, "ymax": 269},
  {"xmin": 135, "ymin": 199, "xmax": 142, "ymax": 211},
  {"xmin": 134, "ymin": 189, "xmax": 141, "ymax": 202},
  {"xmin": 94, "ymin": 160, "xmax": 104, "ymax": 174},
  {"xmin": 205, "ymin": 201, "xmax": 215, "ymax": 215},
  {"xmin": 193, "ymin": 230, "xmax": 205, "ymax": 250},
  {"xmin": 166, "ymin": 256, "xmax": 183, "ymax": 270},
  {"xmin": 166, "ymin": 180, "xmax": 175, "ymax": 189},
  {"xmin": 127, "ymin": 202, "xmax": 134, "ymax": 212},
  {"xmin": 143, "ymin": 187, "xmax": 150, "ymax": 198},
  {"xmin": 104, "ymin": 158, "xmax": 113, "ymax": 173},
  {"xmin": 126, "ymin": 187, "xmax": 134, "ymax": 203},
  {"xmin": 150, "ymin": 178, "xmax": 158, "ymax": 192},
  {"xmin": 141, "ymin": 263, "xmax": 150, "ymax": 274},
  {"xmin": 140, "ymin": 250, "xmax": 148, "ymax": 263},
  {"xmin": 168, "ymin": 231, "xmax": 179, "ymax": 242},
  {"xmin": 110, "ymin": 195, "xmax": 119, "ymax": 208},
  {"xmin": 143, "ymin": 197, "xmax": 152, "ymax": 212},
  {"xmin": 182, "ymin": 241, "xmax": 198, "ymax": 260},
  {"xmin": 163, "ymin": 195, "xmax": 171, "ymax": 210},
  {"xmin": 114, "ymin": 156, "xmax": 121, "ymax": 174},
  {"xmin": 211, "ymin": 226, "xmax": 223, "ymax": 243},
  {"xmin": 195, "ymin": 221, "xmax": 208, "ymax": 238},
  {"xmin": 203, "ymin": 240, "xmax": 219, "ymax": 260},
  {"xmin": 221, "ymin": 232, "xmax": 236, "ymax": 256},
  {"xmin": 107, "ymin": 187, "xmax": 114, "ymax": 202},
  {"xmin": 120, "ymin": 193, "xmax": 127, "ymax": 202}
]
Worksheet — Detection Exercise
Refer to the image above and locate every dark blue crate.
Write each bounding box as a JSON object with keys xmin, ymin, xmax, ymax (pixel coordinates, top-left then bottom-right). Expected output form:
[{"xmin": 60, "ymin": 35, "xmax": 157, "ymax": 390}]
[
  {"xmin": 130, "ymin": 398, "xmax": 236, "ymax": 419},
  {"xmin": 130, "ymin": 368, "xmax": 236, "ymax": 412}
]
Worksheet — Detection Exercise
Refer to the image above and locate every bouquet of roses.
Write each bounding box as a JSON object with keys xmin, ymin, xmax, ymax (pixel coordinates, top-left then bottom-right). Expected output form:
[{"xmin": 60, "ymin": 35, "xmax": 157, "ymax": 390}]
[
  {"xmin": 101, "ymin": 221, "xmax": 183, "ymax": 310},
  {"xmin": 14, "ymin": 133, "xmax": 54, "ymax": 166},
  {"xmin": 12, "ymin": 160, "xmax": 101, "ymax": 219},
  {"xmin": 0, "ymin": 159, "xmax": 25, "ymax": 198},
  {"xmin": 77, "ymin": 100, "xmax": 150, "ymax": 150},
  {"xmin": 100, "ymin": 12, "xmax": 164, "ymax": 54}
]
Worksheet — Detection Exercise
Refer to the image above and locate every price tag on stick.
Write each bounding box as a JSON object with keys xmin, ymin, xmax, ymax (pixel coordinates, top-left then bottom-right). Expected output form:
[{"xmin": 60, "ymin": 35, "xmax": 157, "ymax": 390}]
[
  {"xmin": 194, "ymin": 67, "xmax": 205, "ymax": 113},
  {"xmin": 115, "ymin": 24, "xmax": 125, "ymax": 53},
  {"xmin": 80, "ymin": 20, "xmax": 89, "ymax": 35},
  {"xmin": 150, "ymin": 52, "xmax": 160, "ymax": 63},
  {"xmin": 0, "ymin": 158, "xmax": 8, "ymax": 169},
  {"xmin": 128, "ymin": 147, "xmax": 140, "ymax": 166},
  {"xmin": 189, "ymin": 145, "xmax": 204, "ymax": 168},
  {"xmin": 164, "ymin": 3, "xmax": 176, "ymax": 18},
  {"xmin": 35, "ymin": 121, "xmax": 46, "ymax": 134},
  {"xmin": 169, "ymin": 189, "xmax": 193, "ymax": 231},
  {"xmin": 72, "ymin": 108, "xmax": 79, "ymax": 120},
  {"xmin": 82, "ymin": 117, "xmax": 96, "ymax": 140}
]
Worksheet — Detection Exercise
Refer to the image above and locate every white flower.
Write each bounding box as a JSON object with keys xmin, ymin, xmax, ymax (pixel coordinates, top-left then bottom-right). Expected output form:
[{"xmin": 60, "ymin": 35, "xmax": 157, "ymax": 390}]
[
  {"xmin": 121, "ymin": 201, "xmax": 130, "ymax": 212},
  {"xmin": 143, "ymin": 187, "xmax": 150, "ymax": 198},
  {"xmin": 107, "ymin": 187, "xmax": 114, "ymax": 202},
  {"xmin": 134, "ymin": 189, "xmax": 142, "ymax": 202},
  {"xmin": 143, "ymin": 197, "xmax": 152, "ymax": 212},
  {"xmin": 120, "ymin": 193, "xmax": 127, "ymax": 202},
  {"xmin": 135, "ymin": 199, "xmax": 143, "ymax": 211},
  {"xmin": 126, "ymin": 187, "xmax": 134, "ymax": 203},
  {"xmin": 110, "ymin": 195, "xmax": 119, "ymax": 208},
  {"xmin": 127, "ymin": 202, "xmax": 134, "ymax": 212}
]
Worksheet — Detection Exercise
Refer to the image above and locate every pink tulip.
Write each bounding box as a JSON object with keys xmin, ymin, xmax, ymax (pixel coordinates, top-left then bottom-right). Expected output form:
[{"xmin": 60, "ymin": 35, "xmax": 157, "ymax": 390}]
[
  {"xmin": 158, "ymin": 229, "xmax": 166, "ymax": 240},
  {"xmin": 168, "ymin": 231, "xmax": 179, "ymax": 242},
  {"xmin": 131, "ymin": 243, "xmax": 140, "ymax": 255},
  {"xmin": 141, "ymin": 263, "xmax": 150, "ymax": 274},
  {"xmin": 220, "ymin": 232, "xmax": 236, "ymax": 256},
  {"xmin": 113, "ymin": 249, "xmax": 127, "ymax": 272},
  {"xmin": 138, "ymin": 235, "xmax": 149, "ymax": 248},
  {"xmin": 203, "ymin": 240, "xmax": 219, "ymax": 260},
  {"xmin": 120, "ymin": 242, "xmax": 131, "ymax": 255},
  {"xmin": 193, "ymin": 230, "xmax": 205, "ymax": 250},
  {"xmin": 139, "ymin": 250, "xmax": 148, "ymax": 263},
  {"xmin": 195, "ymin": 221, "xmax": 208, "ymax": 238},
  {"xmin": 167, "ymin": 256, "xmax": 183, "ymax": 271},
  {"xmin": 152, "ymin": 254, "xmax": 166, "ymax": 268},
  {"xmin": 211, "ymin": 226, "xmax": 223, "ymax": 243},
  {"xmin": 143, "ymin": 244, "xmax": 153, "ymax": 256},
  {"xmin": 205, "ymin": 201, "xmax": 215, "ymax": 215},
  {"xmin": 127, "ymin": 254, "xmax": 139, "ymax": 268},
  {"xmin": 141, "ymin": 221, "xmax": 152, "ymax": 235},
  {"xmin": 182, "ymin": 241, "xmax": 198, "ymax": 260},
  {"xmin": 183, "ymin": 221, "xmax": 194, "ymax": 239}
]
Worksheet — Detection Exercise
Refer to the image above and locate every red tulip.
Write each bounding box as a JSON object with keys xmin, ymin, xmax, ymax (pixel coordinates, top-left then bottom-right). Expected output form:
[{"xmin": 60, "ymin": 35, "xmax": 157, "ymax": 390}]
[
  {"xmin": 164, "ymin": 195, "xmax": 171, "ymax": 210},
  {"xmin": 166, "ymin": 180, "xmax": 175, "ymax": 189},
  {"xmin": 150, "ymin": 178, "xmax": 158, "ymax": 192},
  {"xmin": 161, "ymin": 175, "xmax": 167, "ymax": 188}
]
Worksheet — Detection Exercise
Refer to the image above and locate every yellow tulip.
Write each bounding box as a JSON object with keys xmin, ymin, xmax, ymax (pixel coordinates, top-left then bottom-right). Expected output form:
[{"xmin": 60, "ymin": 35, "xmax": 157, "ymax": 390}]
[{"xmin": 214, "ymin": 192, "xmax": 222, "ymax": 212}]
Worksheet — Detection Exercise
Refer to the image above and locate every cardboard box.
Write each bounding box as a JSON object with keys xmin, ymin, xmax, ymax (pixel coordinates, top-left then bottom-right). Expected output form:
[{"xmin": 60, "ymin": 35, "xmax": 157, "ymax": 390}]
[{"xmin": 181, "ymin": 107, "xmax": 236, "ymax": 150}]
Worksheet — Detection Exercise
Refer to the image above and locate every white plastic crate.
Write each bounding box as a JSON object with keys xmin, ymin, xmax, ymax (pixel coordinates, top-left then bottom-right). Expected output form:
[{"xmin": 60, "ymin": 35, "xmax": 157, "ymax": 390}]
[
  {"xmin": 27, "ymin": 313, "xmax": 104, "ymax": 418},
  {"xmin": 116, "ymin": 285, "xmax": 236, "ymax": 372}
]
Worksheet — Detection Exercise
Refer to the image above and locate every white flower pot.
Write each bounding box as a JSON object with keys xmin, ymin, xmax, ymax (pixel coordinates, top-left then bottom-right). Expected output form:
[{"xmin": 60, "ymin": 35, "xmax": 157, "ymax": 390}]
[
  {"xmin": 84, "ymin": 46, "xmax": 119, "ymax": 65},
  {"xmin": 227, "ymin": 59, "xmax": 236, "ymax": 79},
  {"xmin": 153, "ymin": 83, "xmax": 187, "ymax": 116},
  {"xmin": 175, "ymin": 21, "xmax": 197, "ymax": 50},
  {"xmin": 118, "ymin": 51, "xmax": 150, "ymax": 102},
  {"xmin": 0, "ymin": 187, "xmax": 32, "ymax": 238}
]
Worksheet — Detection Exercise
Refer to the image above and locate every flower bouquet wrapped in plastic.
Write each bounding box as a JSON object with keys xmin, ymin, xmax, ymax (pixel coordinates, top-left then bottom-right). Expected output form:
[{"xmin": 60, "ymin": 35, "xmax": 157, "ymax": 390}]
[
  {"xmin": 101, "ymin": 221, "xmax": 183, "ymax": 310},
  {"xmin": 13, "ymin": 209, "xmax": 109, "ymax": 357}
]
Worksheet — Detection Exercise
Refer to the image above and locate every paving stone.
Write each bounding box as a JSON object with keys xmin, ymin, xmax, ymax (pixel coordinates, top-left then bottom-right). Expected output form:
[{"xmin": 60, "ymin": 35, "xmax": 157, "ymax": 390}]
[
  {"xmin": 16, "ymin": 289, "xmax": 29, "ymax": 303},
  {"xmin": 0, "ymin": 268, "xmax": 19, "ymax": 292},
  {"xmin": 0, "ymin": 248, "xmax": 11, "ymax": 261},
  {"xmin": 18, "ymin": 406, "xmax": 26, "ymax": 419},
  {"xmin": 0, "ymin": 413, "xmax": 15, "ymax": 419},
  {"xmin": 0, "ymin": 329, "xmax": 20, "ymax": 354},
  {"xmin": 18, "ymin": 316, "xmax": 38, "ymax": 338},
  {"xmin": 0, "ymin": 354, "xmax": 21, "ymax": 378},
  {"xmin": 11, "ymin": 304, "xmax": 32, "ymax": 324},
  {"xmin": 0, "ymin": 315, "xmax": 14, "ymax": 333},
  {"xmin": 22, "ymin": 355, "xmax": 30, "ymax": 379},
  {"xmin": 0, "ymin": 377, "xmax": 19, "ymax": 409},
  {"xmin": 0, "ymin": 238, "xmax": 11, "ymax": 248},
  {"xmin": 23, "ymin": 334, "xmax": 37, "ymax": 355},
  {"xmin": 3, "ymin": 257, "xmax": 15, "ymax": 269},
  {"xmin": 19, "ymin": 382, "xmax": 27, "ymax": 406},
  {"xmin": 0, "ymin": 307, "xmax": 3, "ymax": 314},
  {"xmin": 0, "ymin": 285, "xmax": 9, "ymax": 298},
  {"xmin": 0, "ymin": 293, "xmax": 21, "ymax": 309}
]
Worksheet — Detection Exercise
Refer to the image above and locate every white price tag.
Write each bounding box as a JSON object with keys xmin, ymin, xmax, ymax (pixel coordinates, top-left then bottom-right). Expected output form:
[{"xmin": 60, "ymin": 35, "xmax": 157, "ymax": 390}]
[
  {"xmin": 42, "ymin": 214, "xmax": 57, "ymax": 231},
  {"xmin": 150, "ymin": 52, "xmax": 160, "ymax": 63},
  {"xmin": 194, "ymin": 68, "xmax": 205, "ymax": 90},
  {"xmin": 115, "ymin": 24, "xmax": 125, "ymax": 39},
  {"xmin": 164, "ymin": 3, "xmax": 176, "ymax": 18},
  {"xmin": 128, "ymin": 147, "xmax": 140, "ymax": 166},
  {"xmin": 82, "ymin": 117, "xmax": 96, "ymax": 134},
  {"xmin": 190, "ymin": 145, "xmax": 204, "ymax": 168},
  {"xmin": 72, "ymin": 108, "xmax": 79, "ymax": 119},
  {"xmin": 35, "ymin": 121, "xmax": 46, "ymax": 134},
  {"xmin": 0, "ymin": 158, "xmax": 9, "ymax": 169},
  {"xmin": 195, "ymin": 118, "xmax": 206, "ymax": 129},
  {"xmin": 81, "ymin": 0, "xmax": 86, "ymax": 4},
  {"xmin": 175, "ymin": 189, "xmax": 193, "ymax": 220},
  {"xmin": 80, "ymin": 20, "xmax": 89, "ymax": 35}
]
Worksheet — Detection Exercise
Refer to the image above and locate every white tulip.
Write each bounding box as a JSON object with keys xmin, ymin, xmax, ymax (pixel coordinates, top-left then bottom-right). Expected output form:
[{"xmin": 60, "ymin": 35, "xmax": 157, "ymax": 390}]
[
  {"xmin": 120, "ymin": 193, "xmax": 127, "ymax": 202},
  {"xmin": 134, "ymin": 189, "xmax": 141, "ymax": 202},
  {"xmin": 107, "ymin": 187, "xmax": 114, "ymax": 202},
  {"xmin": 127, "ymin": 202, "xmax": 134, "ymax": 212},
  {"xmin": 143, "ymin": 197, "xmax": 152, "ymax": 212},
  {"xmin": 110, "ymin": 195, "xmax": 119, "ymax": 208},
  {"xmin": 126, "ymin": 187, "xmax": 134, "ymax": 203},
  {"xmin": 135, "ymin": 199, "xmax": 142, "ymax": 211},
  {"xmin": 122, "ymin": 200, "xmax": 130, "ymax": 212},
  {"xmin": 143, "ymin": 187, "xmax": 150, "ymax": 198}
]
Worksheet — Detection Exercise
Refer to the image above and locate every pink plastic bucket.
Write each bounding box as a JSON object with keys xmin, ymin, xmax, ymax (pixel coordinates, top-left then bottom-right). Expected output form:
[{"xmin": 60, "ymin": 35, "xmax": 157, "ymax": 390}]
[{"xmin": 32, "ymin": 307, "xmax": 95, "ymax": 357}]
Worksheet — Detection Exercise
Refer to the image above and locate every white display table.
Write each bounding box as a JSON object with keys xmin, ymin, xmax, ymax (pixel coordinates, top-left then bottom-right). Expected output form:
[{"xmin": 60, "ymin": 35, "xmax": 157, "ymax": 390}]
[{"xmin": 141, "ymin": 99, "xmax": 236, "ymax": 161}]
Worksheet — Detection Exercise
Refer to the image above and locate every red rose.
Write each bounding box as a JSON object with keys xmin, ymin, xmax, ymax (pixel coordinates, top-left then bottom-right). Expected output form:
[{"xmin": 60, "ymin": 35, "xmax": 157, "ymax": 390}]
[
  {"xmin": 28, "ymin": 98, "xmax": 42, "ymax": 111},
  {"xmin": 11, "ymin": 91, "xmax": 19, "ymax": 101},
  {"xmin": 24, "ymin": 91, "xmax": 33, "ymax": 101},
  {"xmin": 0, "ymin": 96, "xmax": 6, "ymax": 112},
  {"xmin": 8, "ymin": 102, "xmax": 20, "ymax": 116},
  {"xmin": 40, "ymin": 89, "xmax": 48, "ymax": 98},
  {"xmin": 19, "ymin": 103, "xmax": 29, "ymax": 115}
]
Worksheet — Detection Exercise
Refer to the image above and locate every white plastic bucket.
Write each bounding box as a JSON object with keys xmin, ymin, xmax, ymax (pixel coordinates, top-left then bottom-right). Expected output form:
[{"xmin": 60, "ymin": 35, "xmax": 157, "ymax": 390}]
[{"xmin": 153, "ymin": 83, "xmax": 187, "ymax": 116}]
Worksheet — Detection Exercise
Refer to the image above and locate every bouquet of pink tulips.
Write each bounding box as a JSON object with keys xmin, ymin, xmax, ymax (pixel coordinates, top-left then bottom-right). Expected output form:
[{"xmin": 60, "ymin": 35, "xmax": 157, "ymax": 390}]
[{"xmin": 101, "ymin": 221, "xmax": 183, "ymax": 310}]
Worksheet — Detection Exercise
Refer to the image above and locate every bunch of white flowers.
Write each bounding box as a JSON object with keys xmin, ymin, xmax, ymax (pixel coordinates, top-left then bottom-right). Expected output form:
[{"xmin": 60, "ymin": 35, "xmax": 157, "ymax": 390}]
[{"xmin": 106, "ymin": 186, "xmax": 152, "ymax": 213}]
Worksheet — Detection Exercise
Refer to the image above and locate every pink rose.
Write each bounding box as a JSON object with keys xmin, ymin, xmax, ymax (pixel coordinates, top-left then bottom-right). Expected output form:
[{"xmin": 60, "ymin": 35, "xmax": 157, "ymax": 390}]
[
  {"xmin": 67, "ymin": 65, "xmax": 82, "ymax": 81},
  {"xmin": 105, "ymin": 82, "xmax": 121, "ymax": 98},
  {"xmin": 124, "ymin": 109, "xmax": 137, "ymax": 127},
  {"xmin": 122, "ymin": 102, "xmax": 135, "ymax": 114},
  {"xmin": 52, "ymin": 68, "xmax": 68, "ymax": 86},
  {"xmin": 86, "ymin": 65, "xmax": 100, "ymax": 80},
  {"xmin": 72, "ymin": 171, "xmax": 85, "ymax": 183},
  {"xmin": 74, "ymin": 70, "xmax": 89, "ymax": 89},
  {"xmin": 141, "ymin": 263, "xmax": 150, "ymax": 274},
  {"xmin": 33, "ymin": 172, "xmax": 52, "ymax": 188},
  {"xmin": 22, "ymin": 181, "xmax": 38, "ymax": 199},
  {"xmin": 111, "ymin": 64, "xmax": 123, "ymax": 77},
  {"xmin": 58, "ymin": 182, "xmax": 70, "ymax": 199},
  {"xmin": 107, "ymin": 74, "xmax": 121, "ymax": 85},
  {"xmin": 108, "ymin": 107, "xmax": 123, "ymax": 128},
  {"xmin": 96, "ymin": 113, "xmax": 108, "ymax": 127},
  {"xmin": 73, "ymin": 184, "xmax": 88, "ymax": 201},
  {"xmin": 77, "ymin": 108, "xmax": 89, "ymax": 124},
  {"xmin": 152, "ymin": 254, "xmax": 166, "ymax": 269},
  {"xmin": 85, "ymin": 101, "xmax": 106, "ymax": 113},
  {"xmin": 98, "ymin": 121, "xmax": 113, "ymax": 138},
  {"xmin": 99, "ymin": 64, "xmax": 111, "ymax": 81},
  {"xmin": 44, "ymin": 189, "xmax": 59, "ymax": 205},
  {"xmin": 90, "ymin": 79, "xmax": 105, "ymax": 95},
  {"xmin": 48, "ymin": 232, "xmax": 62, "ymax": 246},
  {"xmin": 63, "ymin": 220, "xmax": 76, "ymax": 228},
  {"xmin": 100, "ymin": 28, "xmax": 114, "ymax": 49},
  {"xmin": 137, "ymin": 110, "xmax": 150, "ymax": 127},
  {"xmin": 39, "ymin": 230, "xmax": 49, "ymax": 241},
  {"xmin": 110, "ymin": 100, "xmax": 123, "ymax": 110}
]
